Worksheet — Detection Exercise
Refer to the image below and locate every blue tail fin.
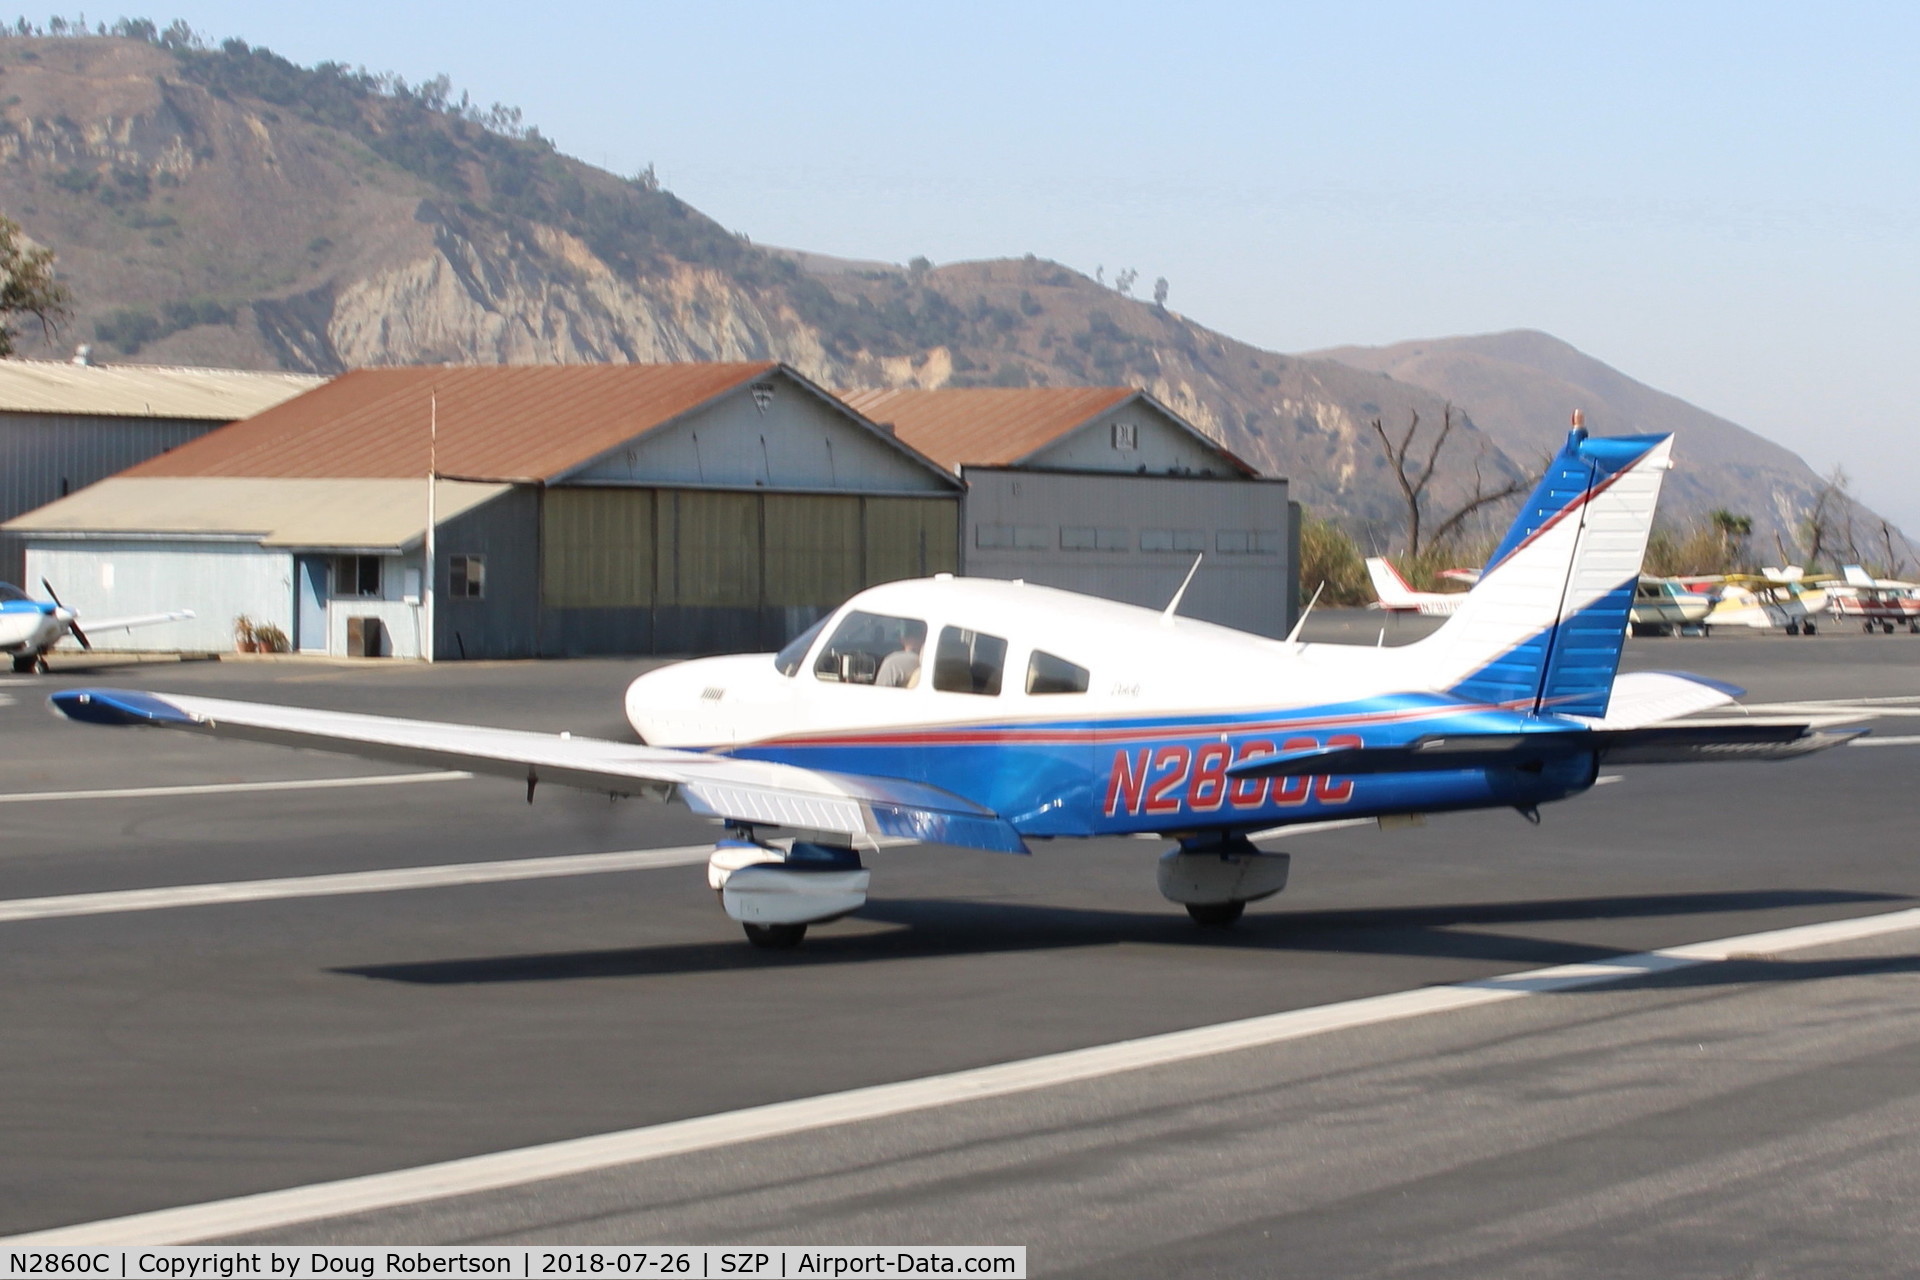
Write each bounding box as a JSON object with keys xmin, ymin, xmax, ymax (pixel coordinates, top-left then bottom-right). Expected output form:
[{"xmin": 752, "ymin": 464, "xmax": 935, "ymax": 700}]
[{"xmin": 1414, "ymin": 428, "xmax": 1672, "ymax": 718}]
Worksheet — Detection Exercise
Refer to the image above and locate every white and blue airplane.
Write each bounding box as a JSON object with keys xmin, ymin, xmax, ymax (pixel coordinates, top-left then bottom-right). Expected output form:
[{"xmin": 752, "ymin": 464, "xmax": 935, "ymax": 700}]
[
  {"xmin": 50, "ymin": 428, "xmax": 1852, "ymax": 947},
  {"xmin": 1, "ymin": 580, "xmax": 194, "ymax": 674}
]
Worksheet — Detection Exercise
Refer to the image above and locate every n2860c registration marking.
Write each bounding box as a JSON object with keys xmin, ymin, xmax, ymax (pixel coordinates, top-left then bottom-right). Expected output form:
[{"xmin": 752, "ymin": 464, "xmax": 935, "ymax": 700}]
[{"xmin": 1101, "ymin": 736, "xmax": 1361, "ymax": 817}]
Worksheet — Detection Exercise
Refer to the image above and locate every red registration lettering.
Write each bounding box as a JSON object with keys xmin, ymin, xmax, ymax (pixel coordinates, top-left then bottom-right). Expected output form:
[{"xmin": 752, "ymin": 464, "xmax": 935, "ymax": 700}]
[
  {"xmin": 1186, "ymin": 743, "xmax": 1232, "ymax": 812},
  {"xmin": 1314, "ymin": 733, "xmax": 1363, "ymax": 802},
  {"xmin": 1228, "ymin": 739, "xmax": 1275, "ymax": 809},
  {"xmin": 1143, "ymin": 745, "xmax": 1193, "ymax": 815},
  {"xmin": 1272, "ymin": 737, "xmax": 1318, "ymax": 806},
  {"xmin": 1104, "ymin": 748, "xmax": 1152, "ymax": 817}
]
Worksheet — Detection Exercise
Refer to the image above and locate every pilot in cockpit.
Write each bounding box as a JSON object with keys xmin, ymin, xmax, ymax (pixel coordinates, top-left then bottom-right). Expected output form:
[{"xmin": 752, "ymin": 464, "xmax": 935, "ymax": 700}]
[{"xmin": 875, "ymin": 620, "xmax": 926, "ymax": 688}]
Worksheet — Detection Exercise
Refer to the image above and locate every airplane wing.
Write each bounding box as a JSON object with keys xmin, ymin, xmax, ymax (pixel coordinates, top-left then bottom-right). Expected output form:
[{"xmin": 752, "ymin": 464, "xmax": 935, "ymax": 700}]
[
  {"xmin": 77, "ymin": 609, "xmax": 196, "ymax": 634},
  {"xmin": 1228, "ymin": 721, "xmax": 1861, "ymax": 778},
  {"xmin": 49, "ymin": 689, "xmax": 1028, "ymax": 854}
]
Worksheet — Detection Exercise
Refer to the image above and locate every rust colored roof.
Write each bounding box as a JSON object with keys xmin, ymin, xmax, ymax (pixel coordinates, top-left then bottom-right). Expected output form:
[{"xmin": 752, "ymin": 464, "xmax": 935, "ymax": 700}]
[
  {"xmin": 839, "ymin": 386, "xmax": 1137, "ymax": 471},
  {"xmin": 127, "ymin": 363, "xmax": 781, "ymax": 481},
  {"xmin": 839, "ymin": 386, "xmax": 1256, "ymax": 476}
]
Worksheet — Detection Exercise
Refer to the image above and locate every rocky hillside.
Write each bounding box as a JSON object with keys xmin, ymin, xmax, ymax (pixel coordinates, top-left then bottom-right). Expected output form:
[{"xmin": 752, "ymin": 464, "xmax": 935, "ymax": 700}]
[
  {"xmin": 0, "ymin": 31, "xmax": 1878, "ymax": 549},
  {"xmin": 1309, "ymin": 331, "xmax": 1861, "ymax": 556}
]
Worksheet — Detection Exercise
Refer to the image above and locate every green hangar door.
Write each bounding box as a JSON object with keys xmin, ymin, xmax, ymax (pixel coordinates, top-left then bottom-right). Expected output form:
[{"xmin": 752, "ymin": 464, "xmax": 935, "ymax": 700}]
[{"xmin": 540, "ymin": 488, "xmax": 958, "ymax": 655}]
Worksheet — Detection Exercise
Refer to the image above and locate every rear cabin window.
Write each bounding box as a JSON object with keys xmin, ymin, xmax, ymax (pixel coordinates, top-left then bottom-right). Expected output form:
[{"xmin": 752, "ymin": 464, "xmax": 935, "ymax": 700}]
[
  {"xmin": 1026, "ymin": 650, "xmax": 1090, "ymax": 695},
  {"xmin": 814, "ymin": 611, "xmax": 926, "ymax": 687},
  {"xmin": 933, "ymin": 626, "xmax": 1008, "ymax": 696}
]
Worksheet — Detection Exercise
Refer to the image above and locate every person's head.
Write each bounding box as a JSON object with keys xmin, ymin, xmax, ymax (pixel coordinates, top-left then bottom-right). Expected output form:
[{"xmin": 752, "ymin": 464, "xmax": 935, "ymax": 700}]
[{"xmin": 902, "ymin": 622, "xmax": 926, "ymax": 652}]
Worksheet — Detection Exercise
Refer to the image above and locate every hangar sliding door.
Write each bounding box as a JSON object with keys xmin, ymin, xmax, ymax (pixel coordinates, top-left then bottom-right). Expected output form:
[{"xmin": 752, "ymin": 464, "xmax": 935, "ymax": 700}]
[
  {"xmin": 865, "ymin": 497, "xmax": 959, "ymax": 584},
  {"xmin": 541, "ymin": 488, "xmax": 653, "ymax": 608}
]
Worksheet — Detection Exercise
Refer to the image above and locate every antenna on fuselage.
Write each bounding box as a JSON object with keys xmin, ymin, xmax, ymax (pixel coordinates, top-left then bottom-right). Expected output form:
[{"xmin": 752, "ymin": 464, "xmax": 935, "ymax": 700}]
[
  {"xmin": 1160, "ymin": 553, "xmax": 1204, "ymax": 626},
  {"xmin": 1284, "ymin": 580, "xmax": 1325, "ymax": 646}
]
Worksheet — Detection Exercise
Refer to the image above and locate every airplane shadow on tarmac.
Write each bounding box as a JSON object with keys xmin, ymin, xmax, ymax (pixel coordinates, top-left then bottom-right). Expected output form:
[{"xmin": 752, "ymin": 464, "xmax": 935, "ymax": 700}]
[{"xmin": 336, "ymin": 887, "xmax": 1913, "ymax": 987}]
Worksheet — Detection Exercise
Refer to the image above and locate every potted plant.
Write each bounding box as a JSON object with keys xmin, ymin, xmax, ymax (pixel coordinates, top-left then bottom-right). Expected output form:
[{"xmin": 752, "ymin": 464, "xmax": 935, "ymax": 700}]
[
  {"xmin": 233, "ymin": 615, "xmax": 260, "ymax": 653},
  {"xmin": 253, "ymin": 622, "xmax": 290, "ymax": 654}
]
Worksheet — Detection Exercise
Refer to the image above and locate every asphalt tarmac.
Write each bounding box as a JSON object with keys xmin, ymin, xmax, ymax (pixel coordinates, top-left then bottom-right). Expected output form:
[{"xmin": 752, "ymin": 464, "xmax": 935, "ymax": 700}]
[{"xmin": 3, "ymin": 617, "xmax": 1918, "ymax": 1275}]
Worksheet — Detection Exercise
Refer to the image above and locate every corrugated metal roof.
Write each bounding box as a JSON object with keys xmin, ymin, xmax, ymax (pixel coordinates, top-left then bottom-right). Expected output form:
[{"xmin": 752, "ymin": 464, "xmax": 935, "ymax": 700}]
[
  {"xmin": 0, "ymin": 359, "xmax": 325, "ymax": 420},
  {"xmin": 128, "ymin": 363, "xmax": 785, "ymax": 482},
  {"xmin": 3, "ymin": 476, "xmax": 510, "ymax": 549},
  {"xmin": 839, "ymin": 386, "xmax": 1138, "ymax": 471}
]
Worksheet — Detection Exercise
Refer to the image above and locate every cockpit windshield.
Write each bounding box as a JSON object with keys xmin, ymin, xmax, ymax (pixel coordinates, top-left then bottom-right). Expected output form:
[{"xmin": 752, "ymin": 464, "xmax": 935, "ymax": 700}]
[
  {"xmin": 774, "ymin": 617, "xmax": 829, "ymax": 677},
  {"xmin": 0, "ymin": 583, "xmax": 31, "ymax": 603}
]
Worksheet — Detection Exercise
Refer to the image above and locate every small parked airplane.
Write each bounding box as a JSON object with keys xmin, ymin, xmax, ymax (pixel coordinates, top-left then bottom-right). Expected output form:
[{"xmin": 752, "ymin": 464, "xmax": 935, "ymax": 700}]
[
  {"xmin": 1629, "ymin": 577, "xmax": 1714, "ymax": 636},
  {"xmin": 51, "ymin": 428, "xmax": 1853, "ymax": 948},
  {"xmin": 1700, "ymin": 568, "xmax": 1828, "ymax": 635},
  {"xmin": 1365, "ymin": 557, "xmax": 1468, "ymax": 616},
  {"xmin": 1822, "ymin": 565, "xmax": 1920, "ymax": 634},
  {"xmin": 0, "ymin": 580, "xmax": 195, "ymax": 673}
]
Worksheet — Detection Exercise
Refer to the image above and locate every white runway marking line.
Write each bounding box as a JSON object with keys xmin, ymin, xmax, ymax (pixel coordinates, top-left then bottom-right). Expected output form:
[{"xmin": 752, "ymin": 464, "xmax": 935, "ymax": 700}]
[
  {"xmin": 13, "ymin": 906, "xmax": 1920, "ymax": 1246},
  {"xmin": 1849, "ymin": 735, "xmax": 1920, "ymax": 748},
  {"xmin": 0, "ymin": 844, "xmax": 714, "ymax": 924},
  {"xmin": 0, "ymin": 771, "xmax": 474, "ymax": 805}
]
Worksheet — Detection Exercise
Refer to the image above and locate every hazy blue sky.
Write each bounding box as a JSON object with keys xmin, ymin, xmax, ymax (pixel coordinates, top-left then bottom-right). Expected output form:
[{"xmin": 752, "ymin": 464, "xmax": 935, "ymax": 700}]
[{"xmin": 52, "ymin": 2, "xmax": 1920, "ymax": 527}]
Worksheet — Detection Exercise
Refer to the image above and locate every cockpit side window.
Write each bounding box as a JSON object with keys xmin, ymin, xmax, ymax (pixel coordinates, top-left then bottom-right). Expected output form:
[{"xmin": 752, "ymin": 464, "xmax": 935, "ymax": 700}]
[
  {"xmin": 933, "ymin": 626, "xmax": 1008, "ymax": 696},
  {"xmin": 0, "ymin": 583, "xmax": 29, "ymax": 603},
  {"xmin": 814, "ymin": 610, "xmax": 927, "ymax": 687},
  {"xmin": 1026, "ymin": 650, "xmax": 1090, "ymax": 695},
  {"xmin": 774, "ymin": 617, "xmax": 828, "ymax": 676}
]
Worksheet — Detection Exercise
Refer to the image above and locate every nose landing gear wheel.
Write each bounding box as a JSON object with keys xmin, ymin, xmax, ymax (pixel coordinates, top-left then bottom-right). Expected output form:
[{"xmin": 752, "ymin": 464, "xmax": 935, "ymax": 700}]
[
  {"xmin": 743, "ymin": 922, "xmax": 808, "ymax": 950},
  {"xmin": 1186, "ymin": 900, "xmax": 1247, "ymax": 928}
]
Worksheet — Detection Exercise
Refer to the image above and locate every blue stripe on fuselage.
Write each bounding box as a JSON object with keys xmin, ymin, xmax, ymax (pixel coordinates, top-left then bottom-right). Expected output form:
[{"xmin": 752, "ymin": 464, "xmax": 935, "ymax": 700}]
[{"xmin": 728, "ymin": 695, "xmax": 1598, "ymax": 839}]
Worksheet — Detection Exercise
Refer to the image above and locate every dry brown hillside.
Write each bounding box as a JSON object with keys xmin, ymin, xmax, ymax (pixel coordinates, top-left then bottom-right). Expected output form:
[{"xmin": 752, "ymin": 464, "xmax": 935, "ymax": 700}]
[{"xmin": 1, "ymin": 30, "xmax": 1872, "ymax": 550}]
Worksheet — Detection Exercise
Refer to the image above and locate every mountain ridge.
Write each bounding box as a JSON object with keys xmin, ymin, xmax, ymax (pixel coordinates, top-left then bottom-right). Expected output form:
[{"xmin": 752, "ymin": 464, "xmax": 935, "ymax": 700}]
[{"xmin": 0, "ymin": 31, "xmax": 1884, "ymax": 557}]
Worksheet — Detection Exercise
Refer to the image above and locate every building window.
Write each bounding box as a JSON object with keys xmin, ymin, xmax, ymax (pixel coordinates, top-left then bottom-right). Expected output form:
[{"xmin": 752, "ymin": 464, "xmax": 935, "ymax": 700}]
[
  {"xmin": 976, "ymin": 524, "xmax": 1052, "ymax": 550},
  {"xmin": 1140, "ymin": 529, "xmax": 1205, "ymax": 553},
  {"xmin": 448, "ymin": 555, "xmax": 486, "ymax": 599},
  {"xmin": 1060, "ymin": 526, "xmax": 1128, "ymax": 551},
  {"xmin": 334, "ymin": 555, "xmax": 381, "ymax": 597},
  {"xmin": 1216, "ymin": 529, "xmax": 1282, "ymax": 555}
]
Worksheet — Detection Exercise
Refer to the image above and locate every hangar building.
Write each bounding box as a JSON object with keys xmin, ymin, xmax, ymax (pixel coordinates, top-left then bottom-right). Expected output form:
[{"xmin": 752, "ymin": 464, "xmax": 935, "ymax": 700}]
[
  {"xmin": 844, "ymin": 387, "xmax": 1298, "ymax": 638},
  {"xmin": 5, "ymin": 363, "xmax": 960, "ymax": 658},
  {"xmin": 0, "ymin": 357, "xmax": 323, "ymax": 584}
]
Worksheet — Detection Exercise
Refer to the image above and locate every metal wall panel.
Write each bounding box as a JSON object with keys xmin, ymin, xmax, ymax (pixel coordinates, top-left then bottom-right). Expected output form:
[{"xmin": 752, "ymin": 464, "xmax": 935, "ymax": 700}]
[
  {"xmin": 960, "ymin": 469, "xmax": 1295, "ymax": 638},
  {"xmin": 660, "ymin": 490, "xmax": 759, "ymax": 608},
  {"xmin": 23, "ymin": 540, "xmax": 291, "ymax": 653},
  {"xmin": 434, "ymin": 487, "xmax": 540, "ymax": 660},
  {"xmin": 0, "ymin": 412, "xmax": 217, "ymax": 582}
]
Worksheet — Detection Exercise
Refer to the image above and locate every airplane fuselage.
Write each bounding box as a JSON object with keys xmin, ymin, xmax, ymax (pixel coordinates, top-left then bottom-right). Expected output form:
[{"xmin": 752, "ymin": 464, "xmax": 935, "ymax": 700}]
[
  {"xmin": 625, "ymin": 578, "xmax": 1598, "ymax": 845},
  {"xmin": 0, "ymin": 598, "xmax": 69, "ymax": 654}
]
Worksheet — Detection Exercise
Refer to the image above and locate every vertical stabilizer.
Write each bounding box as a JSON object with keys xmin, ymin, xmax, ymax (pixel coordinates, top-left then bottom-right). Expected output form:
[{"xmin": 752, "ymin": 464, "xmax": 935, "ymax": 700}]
[
  {"xmin": 1409, "ymin": 428, "xmax": 1673, "ymax": 718},
  {"xmin": 1366, "ymin": 557, "xmax": 1418, "ymax": 607}
]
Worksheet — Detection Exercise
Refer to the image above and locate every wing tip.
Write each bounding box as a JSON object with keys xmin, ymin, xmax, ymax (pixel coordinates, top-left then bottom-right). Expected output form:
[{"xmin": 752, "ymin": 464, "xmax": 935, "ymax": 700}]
[{"xmin": 50, "ymin": 688, "xmax": 197, "ymax": 727}]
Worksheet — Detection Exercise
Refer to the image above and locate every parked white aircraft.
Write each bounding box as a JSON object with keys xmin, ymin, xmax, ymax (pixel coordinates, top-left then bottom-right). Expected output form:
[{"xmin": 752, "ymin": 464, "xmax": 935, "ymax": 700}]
[
  {"xmin": 53, "ymin": 429, "xmax": 1852, "ymax": 948},
  {"xmin": 1701, "ymin": 568, "xmax": 1828, "ymax": 635},
  {"xmin": 1365, "ymin": 557, "xmax": 1468, "ymax": 616},
  {"xmin": 0, "ymin": 580, "xmax": 194, "ymax": 673}
]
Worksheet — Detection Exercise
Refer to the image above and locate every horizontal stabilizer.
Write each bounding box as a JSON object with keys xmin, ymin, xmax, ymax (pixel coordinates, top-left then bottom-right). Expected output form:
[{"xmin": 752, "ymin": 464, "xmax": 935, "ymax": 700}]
[
  {"xmin": 49, "ymin": 688, "xmax": 1028, "ymax": 855},
  {"xmin": 1227, "ymin": 722, "xmax": 1860, "ymax": 778}
]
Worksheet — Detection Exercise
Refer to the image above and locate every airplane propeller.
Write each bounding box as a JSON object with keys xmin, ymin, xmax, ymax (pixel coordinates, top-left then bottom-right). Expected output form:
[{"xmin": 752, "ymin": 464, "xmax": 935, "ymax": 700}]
[{"xmin": 40, "ymin": 578, "xmax": 91, "ymax": 649}]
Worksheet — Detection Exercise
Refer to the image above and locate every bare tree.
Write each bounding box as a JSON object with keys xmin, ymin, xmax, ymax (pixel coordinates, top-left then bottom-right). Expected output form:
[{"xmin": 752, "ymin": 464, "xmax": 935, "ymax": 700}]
[
  {"xmin": 1801, "ymin": 467, "xmax": 1860, "ymax": 570},
  {"xmin": 0, "ymin": 216, "xmax": 70, "ymax": 356},
  {"xmin": 1371, "ymin": 404, "xmax": 1526, "ymax": 558}
]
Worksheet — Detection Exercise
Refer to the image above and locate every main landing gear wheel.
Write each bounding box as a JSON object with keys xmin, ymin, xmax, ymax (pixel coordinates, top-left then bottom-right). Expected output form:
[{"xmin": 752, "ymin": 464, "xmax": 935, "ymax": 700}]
[
  {"xmin": 10, "ymin": 654, "xmax": 33, "ymax": 674},
  {"xmin": 742, "ymin": 922, "xmax": 808, "ymax": 950},
  {"xmin": 1186, "ymin": 900, "xmax": 1247, "ymax": 928}
]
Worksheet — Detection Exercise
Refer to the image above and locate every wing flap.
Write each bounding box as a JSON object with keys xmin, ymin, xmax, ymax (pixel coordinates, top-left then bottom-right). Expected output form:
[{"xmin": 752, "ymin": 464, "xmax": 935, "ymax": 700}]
[{"xmin": 50, "ymin": 688, "xmax": 1027, "ymax": 854}]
